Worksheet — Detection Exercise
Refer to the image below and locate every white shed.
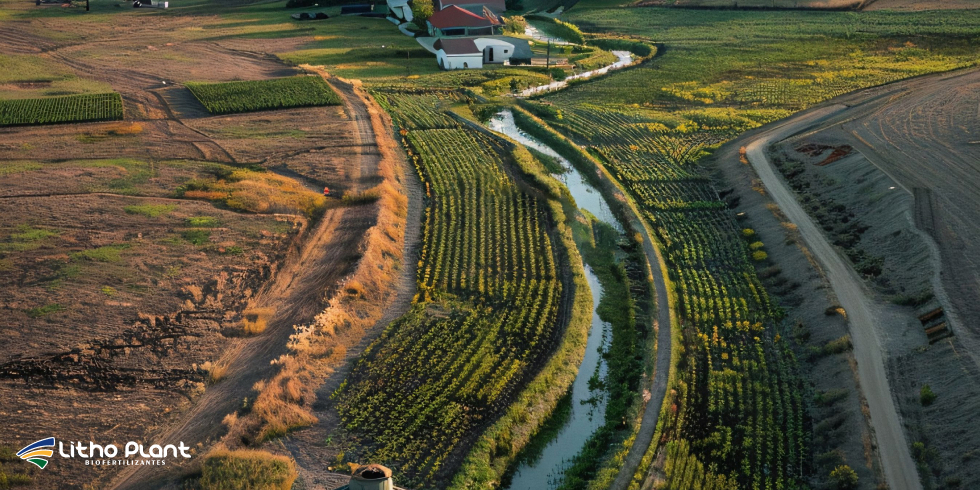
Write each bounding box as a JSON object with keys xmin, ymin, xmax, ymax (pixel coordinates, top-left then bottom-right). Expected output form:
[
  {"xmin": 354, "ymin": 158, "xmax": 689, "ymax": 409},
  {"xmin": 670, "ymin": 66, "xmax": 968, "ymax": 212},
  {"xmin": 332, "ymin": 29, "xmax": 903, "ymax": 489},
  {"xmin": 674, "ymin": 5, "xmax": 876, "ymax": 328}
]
[
  {"xmin": 434, "ymin": 38, "xmax": 484, "ymax": 70},
  {"xmin": 473, "ymin": 37, "xmax": 514, "ymax": 64}
]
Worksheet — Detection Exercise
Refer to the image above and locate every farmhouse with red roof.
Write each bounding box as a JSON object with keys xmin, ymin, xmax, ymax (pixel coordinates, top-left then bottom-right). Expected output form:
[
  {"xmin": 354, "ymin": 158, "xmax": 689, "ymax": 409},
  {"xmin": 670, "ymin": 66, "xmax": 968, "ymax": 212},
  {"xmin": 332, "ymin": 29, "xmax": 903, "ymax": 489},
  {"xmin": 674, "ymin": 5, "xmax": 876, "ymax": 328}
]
[{"xmin": 426, "ymin": 5, "xmax": 503, "ymax": 37}]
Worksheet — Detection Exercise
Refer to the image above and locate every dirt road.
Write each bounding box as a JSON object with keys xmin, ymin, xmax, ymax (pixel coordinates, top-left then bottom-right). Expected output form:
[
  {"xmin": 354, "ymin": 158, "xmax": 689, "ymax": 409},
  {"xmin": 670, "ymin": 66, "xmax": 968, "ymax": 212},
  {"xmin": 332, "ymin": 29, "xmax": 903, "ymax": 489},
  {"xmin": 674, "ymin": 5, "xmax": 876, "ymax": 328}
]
[
  {"xmin": 106, "ymin": 80, "xmax": 387, "ymax": 490},
  {"xmin": 745, "ymin": 106, "xmax": 922, "ymax": 490}
]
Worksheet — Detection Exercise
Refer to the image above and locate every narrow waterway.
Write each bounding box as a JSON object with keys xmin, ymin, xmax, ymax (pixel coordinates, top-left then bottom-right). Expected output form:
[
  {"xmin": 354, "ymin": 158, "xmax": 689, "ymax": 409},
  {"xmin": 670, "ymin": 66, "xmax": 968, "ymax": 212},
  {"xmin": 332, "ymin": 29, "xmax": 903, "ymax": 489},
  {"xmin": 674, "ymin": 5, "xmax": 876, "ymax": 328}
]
[
  {"xmin": 519, "ymin": 51, "xmax": 634, "ymax": 97},
  {"xmin": 488, "ymin": 110, "xmax": 624, "ymax": 490},
  {"xmin": 487, "ymin": 110, "xmax": 622, "ymax": 232}
]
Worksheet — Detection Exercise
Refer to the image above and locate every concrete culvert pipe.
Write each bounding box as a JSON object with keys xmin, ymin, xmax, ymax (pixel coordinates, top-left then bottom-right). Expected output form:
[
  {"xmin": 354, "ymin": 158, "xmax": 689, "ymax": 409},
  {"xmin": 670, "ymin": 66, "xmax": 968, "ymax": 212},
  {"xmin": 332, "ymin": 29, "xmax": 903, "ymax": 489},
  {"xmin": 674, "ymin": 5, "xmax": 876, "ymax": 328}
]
[{"xmin": 349, "ymin": 464, "xmax": 394, "ymax": 490}]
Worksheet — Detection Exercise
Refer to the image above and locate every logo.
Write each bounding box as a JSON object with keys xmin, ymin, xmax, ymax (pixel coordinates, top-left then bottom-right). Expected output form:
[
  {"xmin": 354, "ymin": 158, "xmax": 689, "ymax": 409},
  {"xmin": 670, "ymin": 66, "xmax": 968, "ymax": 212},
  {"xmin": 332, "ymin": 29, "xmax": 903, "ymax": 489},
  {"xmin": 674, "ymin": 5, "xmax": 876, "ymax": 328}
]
[{"xmin": 17, "ymin": 437, "xmax": 56, "ymax": 469}]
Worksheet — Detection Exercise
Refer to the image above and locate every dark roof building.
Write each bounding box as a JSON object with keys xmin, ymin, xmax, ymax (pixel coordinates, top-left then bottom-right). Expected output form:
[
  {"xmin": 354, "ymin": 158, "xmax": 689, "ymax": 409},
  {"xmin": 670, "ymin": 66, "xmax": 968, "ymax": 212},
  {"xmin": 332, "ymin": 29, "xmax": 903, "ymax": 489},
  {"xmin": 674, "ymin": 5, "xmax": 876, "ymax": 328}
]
[{"xmin": 433, "ymin": 37, "xmax": 481, "ymax": 55}]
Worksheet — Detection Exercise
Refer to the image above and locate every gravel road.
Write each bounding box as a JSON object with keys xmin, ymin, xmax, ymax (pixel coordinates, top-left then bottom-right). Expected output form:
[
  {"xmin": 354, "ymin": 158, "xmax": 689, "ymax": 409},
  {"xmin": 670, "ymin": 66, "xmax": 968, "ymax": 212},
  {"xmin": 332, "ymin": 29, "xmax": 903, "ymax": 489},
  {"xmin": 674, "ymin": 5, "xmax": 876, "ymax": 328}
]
[{"xmin": 745, "ymin": 105, "xmax": 923, "ymax": 490}]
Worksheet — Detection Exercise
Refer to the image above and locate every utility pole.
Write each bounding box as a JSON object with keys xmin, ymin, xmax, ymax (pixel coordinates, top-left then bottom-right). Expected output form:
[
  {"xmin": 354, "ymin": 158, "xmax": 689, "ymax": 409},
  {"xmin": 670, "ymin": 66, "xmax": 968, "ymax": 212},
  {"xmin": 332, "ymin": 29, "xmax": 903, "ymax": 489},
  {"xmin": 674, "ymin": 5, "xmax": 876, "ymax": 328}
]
[{"xmin": 546, "ymin": 40, "xmax": 550, "ymax": 68}]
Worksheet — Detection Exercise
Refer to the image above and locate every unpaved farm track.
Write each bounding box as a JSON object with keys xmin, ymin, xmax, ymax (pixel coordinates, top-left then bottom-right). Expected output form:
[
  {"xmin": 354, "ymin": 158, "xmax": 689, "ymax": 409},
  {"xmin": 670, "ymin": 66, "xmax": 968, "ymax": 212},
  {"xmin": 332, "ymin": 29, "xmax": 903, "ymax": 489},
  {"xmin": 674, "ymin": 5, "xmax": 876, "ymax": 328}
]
[
  {"xmin": 744, "ymin": 67, "xmax": 980, "ymax": 490},
  {"xmin": 105, "ymin": 80, "xmax": 389, "ymax": 490},
  {"xmin": 745, "ymin": 105, "xmax": 922, "ymax": 490},
  {"xmin": 283, "ymin": 80, "xmax": 425, "ymax": 490}
]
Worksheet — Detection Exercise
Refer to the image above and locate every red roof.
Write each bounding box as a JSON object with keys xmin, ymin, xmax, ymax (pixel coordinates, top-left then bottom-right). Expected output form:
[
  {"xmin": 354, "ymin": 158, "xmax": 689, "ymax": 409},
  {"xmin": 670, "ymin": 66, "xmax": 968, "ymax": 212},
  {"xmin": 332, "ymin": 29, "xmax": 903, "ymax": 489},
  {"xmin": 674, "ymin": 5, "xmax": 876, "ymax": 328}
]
[
  {"xmin": 437, "ymin": 0, "xmax": 506, "ymax": 13},
  {"xmin": 434, "ymin": 37, "xmax": 481, "ymax": 55},
  {"xmin": 428, "ymin": 5, "xmax": 499, "ymax": 29}
]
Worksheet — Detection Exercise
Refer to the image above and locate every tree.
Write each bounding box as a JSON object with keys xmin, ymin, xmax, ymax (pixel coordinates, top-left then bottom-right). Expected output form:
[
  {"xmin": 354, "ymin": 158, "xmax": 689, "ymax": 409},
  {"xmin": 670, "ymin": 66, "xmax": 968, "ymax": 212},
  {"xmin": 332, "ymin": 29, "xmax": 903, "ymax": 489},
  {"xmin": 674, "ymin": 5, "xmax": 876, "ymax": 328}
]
[
  {"xmin": 502, "ymin": 15, "xmax": 527, "ymax": 35},
  {"xmin": 412, "ymin": 0, "xmax": 434, "ymax": 28},
  {"xmin": 830, "ymin": 465, "xmax": 859, "ymax": 490}
]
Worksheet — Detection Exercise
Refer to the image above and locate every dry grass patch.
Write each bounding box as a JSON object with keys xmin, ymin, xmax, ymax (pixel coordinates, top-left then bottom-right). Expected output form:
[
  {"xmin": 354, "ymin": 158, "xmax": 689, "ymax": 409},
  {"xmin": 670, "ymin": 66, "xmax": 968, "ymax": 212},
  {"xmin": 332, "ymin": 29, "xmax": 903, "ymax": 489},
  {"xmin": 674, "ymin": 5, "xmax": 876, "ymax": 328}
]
[
  {"xmin": 200, "ymin": 446, "xmax": 297, "ymax": 490},
  {"xmin": 242, "ymin": 308, "xmax": 275, "ymax": 335},
  {"xmin": 178, "ymin": 168, "xmax": 327, "ymax": 218},
  {"xmin": 201, "ymin": 359, "xmax": 231, "ymax": 384}
]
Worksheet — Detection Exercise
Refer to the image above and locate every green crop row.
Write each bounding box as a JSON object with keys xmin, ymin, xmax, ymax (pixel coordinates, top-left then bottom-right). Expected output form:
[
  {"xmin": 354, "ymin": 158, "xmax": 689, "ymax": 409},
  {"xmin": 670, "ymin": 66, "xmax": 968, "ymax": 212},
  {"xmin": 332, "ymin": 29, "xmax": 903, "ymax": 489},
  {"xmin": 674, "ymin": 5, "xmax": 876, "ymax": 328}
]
[
  {"xmin": 185, "ymin": 76, "xmax": 341, "ymax": 115},
  {"xmin": 0, "ymin": 93, "xmax": 122, "ymax": 127},
  {"xmin": 333, "ymin": 99, "xmax": 567, "ymax": 488}
]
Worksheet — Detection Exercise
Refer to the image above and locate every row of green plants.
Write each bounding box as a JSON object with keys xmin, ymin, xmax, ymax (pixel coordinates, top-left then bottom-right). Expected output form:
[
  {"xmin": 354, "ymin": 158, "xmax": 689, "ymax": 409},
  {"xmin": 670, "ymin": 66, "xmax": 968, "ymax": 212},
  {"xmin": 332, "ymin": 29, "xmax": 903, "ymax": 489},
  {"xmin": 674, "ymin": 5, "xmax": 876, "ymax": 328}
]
[
  {"xmin": 0, "ymin": 92, "xmax": 122, "ymax": 126},
  {"xmin": 526, "ymin": 98, "xmax": 810, "ymax": 489},
  {"xmin": 333, "ymin": 107, "xmax": 569, "ymax": 487},
  {"xmin": 374, "ymin": 91, "xmax": 465, "ymax": 130},
  {"xmin": 185, "ymin": 76, "xmax": 341, "ymax": 115}
]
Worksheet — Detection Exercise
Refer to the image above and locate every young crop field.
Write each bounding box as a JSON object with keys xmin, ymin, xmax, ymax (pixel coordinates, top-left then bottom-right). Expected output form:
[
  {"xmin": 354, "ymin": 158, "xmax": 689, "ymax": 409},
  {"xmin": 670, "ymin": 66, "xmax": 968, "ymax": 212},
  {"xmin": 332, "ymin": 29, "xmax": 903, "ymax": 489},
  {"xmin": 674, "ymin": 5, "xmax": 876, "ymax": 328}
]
[
  {"xmin": 333, "ymin": 96, "xmax": 565, "ymax": 488},
  {"xmin": 511, "ymin": 8, "xmax": 979, "ymax": 488},
  {"xmin": 524, "ymin": 101, "xmax": 811, "ymax": 490},
  {"xmin": 185, "ymin": 76, "xmax": 341, "ymax": 115},
  {"xmin": 374, "ymin": 91, "xmax": 465, "ymax": 130},
  {"xmin": 554, "ymin": 8, "xmax": 980, "ymax": 109},
  {"xmin": 0, "ymin": 93, "xmax": 123, "ymax": 126},
  {"xmin": 525, "ymin": 42, "xmax": 811, "ymax": 482}
]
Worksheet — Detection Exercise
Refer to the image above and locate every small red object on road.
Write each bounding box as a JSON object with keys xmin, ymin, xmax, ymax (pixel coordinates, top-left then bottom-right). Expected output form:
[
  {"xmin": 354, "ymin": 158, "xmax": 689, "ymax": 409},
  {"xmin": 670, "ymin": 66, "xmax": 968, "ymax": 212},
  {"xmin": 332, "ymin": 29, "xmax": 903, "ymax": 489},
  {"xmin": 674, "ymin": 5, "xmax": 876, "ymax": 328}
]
[{"xmin": 323, "ymin": 187, "xmax": 330, "ymax": 196}]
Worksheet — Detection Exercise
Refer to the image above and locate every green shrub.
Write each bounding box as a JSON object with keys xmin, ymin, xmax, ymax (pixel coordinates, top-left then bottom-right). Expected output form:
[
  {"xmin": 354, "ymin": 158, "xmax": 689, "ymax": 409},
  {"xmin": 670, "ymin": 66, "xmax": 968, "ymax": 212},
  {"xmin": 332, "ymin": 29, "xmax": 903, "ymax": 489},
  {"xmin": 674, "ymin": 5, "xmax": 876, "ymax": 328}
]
[
  {"xmin": 525, "ymin": 16, "xmax": 585, "ymax": 44},
  {"xmin": 589, "ymin": 38, "xmax": 656, "ymax": 58},
  {"xmin": 813, "ymin": 388, "xmax": 849, "ymax": 407},
  {"xmin": 183, "ymin": 229, "xmax": 211, "ymax": 246},
  {"xmin": 920, "ymin": 384, "xmax": 937, "ymax": 406},
  {"xmin": 829, "ymin": 465, "xmax": 858, "ymax": 490},
  {"xmin": 187, "ymin": 216, "xmax": 221, "ymax": 227},
  {"xmin": 823, "ymin": 335, "xmax": 853, "ymax": 356},
  {"xmin": 199, "ymin": 448, "xmax": 297, "ymax": 490},
  {"xmin": 503, "ymin": 15, "xmax": 527, "ymax": 35},
  {"xmin": 71, "ymin": 244, "xmax": 130, "ymax": 263},
  {"xmin": 26, "ymin": 303, "xmax": 63, "ymax": 318},
  {"xmin": 752, "ymin": 250, "xmax": 768, "ymax": 261}
]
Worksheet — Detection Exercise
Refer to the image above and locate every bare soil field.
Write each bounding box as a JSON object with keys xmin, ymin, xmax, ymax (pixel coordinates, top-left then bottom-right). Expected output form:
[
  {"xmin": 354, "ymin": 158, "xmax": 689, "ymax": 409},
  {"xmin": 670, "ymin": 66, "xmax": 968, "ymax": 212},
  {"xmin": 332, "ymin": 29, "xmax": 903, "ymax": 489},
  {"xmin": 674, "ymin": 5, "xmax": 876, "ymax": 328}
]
[
  {"xmin": 738, "ymin": 67, "xmax": 980, "ymax": 489},
  {"xmin": 0, "ymin": 6, "xmax": 396, "ymax": 490}
]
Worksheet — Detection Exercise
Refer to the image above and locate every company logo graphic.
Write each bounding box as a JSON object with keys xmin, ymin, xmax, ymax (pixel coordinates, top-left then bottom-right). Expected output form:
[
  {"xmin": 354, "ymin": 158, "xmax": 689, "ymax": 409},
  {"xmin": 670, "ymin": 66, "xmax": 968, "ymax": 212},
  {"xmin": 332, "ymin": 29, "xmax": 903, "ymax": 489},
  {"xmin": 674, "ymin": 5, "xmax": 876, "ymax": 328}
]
[{"xmin": 17, "ymin": 437, "xmax": 56, "ymax": 469}]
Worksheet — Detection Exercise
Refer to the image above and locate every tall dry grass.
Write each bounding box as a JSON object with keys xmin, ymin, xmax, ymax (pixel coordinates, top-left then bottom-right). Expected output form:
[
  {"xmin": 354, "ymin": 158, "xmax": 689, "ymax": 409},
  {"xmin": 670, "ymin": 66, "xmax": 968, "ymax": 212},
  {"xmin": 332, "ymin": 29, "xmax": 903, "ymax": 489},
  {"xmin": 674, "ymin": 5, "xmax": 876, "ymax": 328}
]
[
  {"xmin": 200, "ymin": 445, "xmax": 297, "ymax": 490},
  {"xmin": 221, "ymin": 73, "xmax": 410, "ymax": 448},
  {"xmin": 243, "ymin": 307, "xmax": 275, "ymax": 336}
]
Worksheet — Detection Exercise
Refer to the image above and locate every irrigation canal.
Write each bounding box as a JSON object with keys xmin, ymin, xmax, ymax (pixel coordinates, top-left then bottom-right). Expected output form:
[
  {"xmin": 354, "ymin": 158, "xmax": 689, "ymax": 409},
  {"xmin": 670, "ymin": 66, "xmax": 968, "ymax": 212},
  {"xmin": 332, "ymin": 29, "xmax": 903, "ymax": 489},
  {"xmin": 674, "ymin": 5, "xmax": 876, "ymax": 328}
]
[{"xmin": 488, "ymin": 109, "xmax": 624, "ymax": 490}]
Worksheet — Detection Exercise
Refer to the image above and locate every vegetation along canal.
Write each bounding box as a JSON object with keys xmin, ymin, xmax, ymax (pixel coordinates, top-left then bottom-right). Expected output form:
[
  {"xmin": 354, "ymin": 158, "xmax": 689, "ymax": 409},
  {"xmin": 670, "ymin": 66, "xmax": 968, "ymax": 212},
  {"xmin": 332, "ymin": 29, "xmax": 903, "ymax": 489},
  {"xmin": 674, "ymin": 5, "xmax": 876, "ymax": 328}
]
[{"xmin": 488, "ymin": 109, "xmax": 625, "ymax": 489}]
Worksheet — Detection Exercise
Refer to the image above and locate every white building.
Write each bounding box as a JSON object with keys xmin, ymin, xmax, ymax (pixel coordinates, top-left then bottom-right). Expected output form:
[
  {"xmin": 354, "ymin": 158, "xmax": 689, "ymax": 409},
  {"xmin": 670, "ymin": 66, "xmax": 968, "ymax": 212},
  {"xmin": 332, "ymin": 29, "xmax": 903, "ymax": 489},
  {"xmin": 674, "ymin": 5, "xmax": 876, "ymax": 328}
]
[
  {"xmin": 473, "ymin": 37, "xmax": 514, "ymax": 64},
  {"xmin": 434, "ymin": 38, "xmax": 484, "ymax": 70}
]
